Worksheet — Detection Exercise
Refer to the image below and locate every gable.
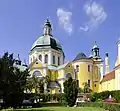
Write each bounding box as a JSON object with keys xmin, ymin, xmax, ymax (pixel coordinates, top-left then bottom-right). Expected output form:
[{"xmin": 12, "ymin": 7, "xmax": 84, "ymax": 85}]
[{"xmin": 29, "ymin": 59, "xmax": 43, "ymax": 71}]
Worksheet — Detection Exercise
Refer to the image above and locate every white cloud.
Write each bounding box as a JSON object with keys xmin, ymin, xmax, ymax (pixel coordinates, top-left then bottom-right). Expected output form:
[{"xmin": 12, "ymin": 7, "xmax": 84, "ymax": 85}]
[
  {"xmin": 80, "ymin": 1, "xmax": 107, "ymax": 32},
  {"xmin": 57, "ymin": 8, "xmax": 73, "ymax": 35}
]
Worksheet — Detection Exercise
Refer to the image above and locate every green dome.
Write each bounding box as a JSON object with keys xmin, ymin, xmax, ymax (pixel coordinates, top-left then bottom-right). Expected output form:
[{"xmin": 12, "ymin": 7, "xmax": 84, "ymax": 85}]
[
  {"xmin": 31, "ymin": 35, "xmax": 62, "ymax": 51},
  {"xmin": 73, "ymin": 52, "xmax": 87, "ymax": 61}
]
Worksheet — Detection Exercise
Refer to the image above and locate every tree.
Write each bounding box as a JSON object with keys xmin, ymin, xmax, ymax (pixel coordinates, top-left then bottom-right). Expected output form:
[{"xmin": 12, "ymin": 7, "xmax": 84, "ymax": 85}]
[
  {"xmin": 63, "ymin": 77, "xmax": 78, "ymax": 107},
  {"xmin": 26, "ymin": 75, "xmax": 50, "ymax": 94},
  {"xmin": 0, "ymin": 52, "xmax": 28, "ymax": 108},
  {"xmin": 82, "ymin": 82, "xmax": 92, "ymax": 93},
  {"xmin": 78, "ymin": 87, "xmax": 84, "ymax": 94}
]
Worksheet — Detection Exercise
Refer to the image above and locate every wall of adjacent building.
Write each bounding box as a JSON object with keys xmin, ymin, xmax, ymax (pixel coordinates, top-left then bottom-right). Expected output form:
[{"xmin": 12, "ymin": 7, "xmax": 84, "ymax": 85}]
[
  {"xmin": 115, "ymin": 68, "xmax": 120, "ymax": 90},
  {"xmin": 100, "ymin": 79, "xmax": 115, "ymax": 92}
]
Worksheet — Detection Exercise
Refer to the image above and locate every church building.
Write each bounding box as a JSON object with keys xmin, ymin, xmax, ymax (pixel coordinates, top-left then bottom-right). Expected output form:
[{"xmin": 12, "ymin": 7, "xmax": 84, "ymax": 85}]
[
  {"xmin": 100, "ymin": 40, "xmax": 120, "ymax": 92},
  {"xmin": 28, "ymin": 19, "xmax": 104, "ymax": 94}
]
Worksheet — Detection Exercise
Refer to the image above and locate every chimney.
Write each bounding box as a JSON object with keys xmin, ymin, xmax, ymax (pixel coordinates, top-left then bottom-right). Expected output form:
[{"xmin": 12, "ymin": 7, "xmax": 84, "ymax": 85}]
[{"xmin": 105, "ymin": 53, "xmax": 110, "ymax": 74}]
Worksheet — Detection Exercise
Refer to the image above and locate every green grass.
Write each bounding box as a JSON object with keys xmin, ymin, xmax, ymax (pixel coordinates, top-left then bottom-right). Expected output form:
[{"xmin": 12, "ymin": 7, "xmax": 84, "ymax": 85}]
[{"xmin": 2, "ymin": 107, "xmax": 106, "ymax": 111}]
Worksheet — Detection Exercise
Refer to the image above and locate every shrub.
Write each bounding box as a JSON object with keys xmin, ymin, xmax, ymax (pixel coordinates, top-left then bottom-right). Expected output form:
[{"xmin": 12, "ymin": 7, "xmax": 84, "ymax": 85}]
[
  {"xmin": 77, "ymin": 102, "xmax": 120, "ymax": 111},
  {"xmin": 63, "ymin": 77, "xmax": 78, "ymax": 107},
  {"xmin": 90, "ymin": 90, "xmax": 120, "ymax": 102},
  {"xmin": 59, "ymin": 93, "xmax": 67, "ymax": 106}
]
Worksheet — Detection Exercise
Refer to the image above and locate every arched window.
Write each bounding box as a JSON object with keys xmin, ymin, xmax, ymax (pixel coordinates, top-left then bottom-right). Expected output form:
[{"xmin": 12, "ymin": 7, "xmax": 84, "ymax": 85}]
[
  {"xmin": 33, "ymin": 71, "xmax": 42, "ymax": 77},
  {"xmin": 58, "ymin": 57, "xmax": 60, "ymax": 65},
  {"xmin": 66, "ymin": 73, "xmax": 72, "ymax": 78},
  {"xmin": 45, "ymin": 54, "xmax": 48, "ymax": 63},
  {"xmin": 39, "ymin": 55, "xmax": 42, "ymax": 61},
  {"xmin": 53, "ymin": 55, "xmax": 55, "ymax": 64}
]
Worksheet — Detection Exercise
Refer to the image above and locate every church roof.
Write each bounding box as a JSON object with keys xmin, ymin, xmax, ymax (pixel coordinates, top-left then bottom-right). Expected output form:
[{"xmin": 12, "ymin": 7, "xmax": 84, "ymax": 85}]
[
  {"xmin": 47, "ymin": 62, "xmax": 69, "ymax": 70},
  {"xmin": 73, "ymin": 52, "xmax": 87, "ymax": 61},
  {"xmin": 31, "ymin": 35, "xmax": 63, "ymax": 51},
  {"xmin": 57, "ymin": 62, "xmax": 69, "ymax": 70},
  {"xmin": 101, "ymin": 71, "xmax": 115, "ymax": 83},
  {"xmin": 47, "ymin": 65, "xmax": 57, "ymax": 70}
]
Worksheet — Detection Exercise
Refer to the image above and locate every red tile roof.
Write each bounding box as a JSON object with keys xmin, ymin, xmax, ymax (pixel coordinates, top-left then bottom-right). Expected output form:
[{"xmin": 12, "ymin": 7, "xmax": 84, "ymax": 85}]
[{"xmin": 101, "ymin": 71, "xmax": 115, "ymax": 83}]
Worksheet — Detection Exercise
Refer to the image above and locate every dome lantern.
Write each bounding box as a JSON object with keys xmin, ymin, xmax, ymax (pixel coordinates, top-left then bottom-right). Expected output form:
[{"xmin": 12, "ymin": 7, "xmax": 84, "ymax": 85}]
[
  {"xmin": 43, "ymin": 18, "xmax": 52, "ymax": 35},
  {"xmin": 91, "ymin": 41, "xmax": 100, "ymax": 58}
]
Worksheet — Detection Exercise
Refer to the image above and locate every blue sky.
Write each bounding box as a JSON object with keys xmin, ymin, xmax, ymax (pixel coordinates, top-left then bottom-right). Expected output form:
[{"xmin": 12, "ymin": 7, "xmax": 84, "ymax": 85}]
[{"xmin": 0, "ymin": 0, "xmax": 120, "ymax": 72}]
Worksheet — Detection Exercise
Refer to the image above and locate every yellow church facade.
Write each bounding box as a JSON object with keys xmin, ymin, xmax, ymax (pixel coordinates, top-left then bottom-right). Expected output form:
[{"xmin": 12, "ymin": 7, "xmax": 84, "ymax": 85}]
[{"xmin": 28, "ymin": 19, "xmax": 120, "ymax": 94}]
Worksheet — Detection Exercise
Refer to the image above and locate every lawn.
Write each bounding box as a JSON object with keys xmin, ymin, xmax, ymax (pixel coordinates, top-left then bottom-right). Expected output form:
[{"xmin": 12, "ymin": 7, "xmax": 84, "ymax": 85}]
[{"xmin": 2, "ymin": 107, "xmax": 106, "ymax": 111}]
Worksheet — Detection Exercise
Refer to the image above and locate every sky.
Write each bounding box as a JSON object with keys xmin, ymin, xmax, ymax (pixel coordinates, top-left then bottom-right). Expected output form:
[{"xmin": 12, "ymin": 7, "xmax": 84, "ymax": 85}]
[{"xmin": 0, "ymin": 0, "xmax": 120, "ymax": 72}]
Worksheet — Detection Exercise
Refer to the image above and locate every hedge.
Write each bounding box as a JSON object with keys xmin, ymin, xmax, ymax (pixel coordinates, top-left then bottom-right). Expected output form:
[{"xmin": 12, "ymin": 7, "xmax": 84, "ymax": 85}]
[
  {"xmin": 90, "ymin": 90, "xmax": 120, "ymax": 102},
  {"xmin": 77, "ymin": 102, "xmax": 120, "ymax": 111},
  {"xmin": 24, "ymin": 93, "xmax": 61, "ymax": 102}
]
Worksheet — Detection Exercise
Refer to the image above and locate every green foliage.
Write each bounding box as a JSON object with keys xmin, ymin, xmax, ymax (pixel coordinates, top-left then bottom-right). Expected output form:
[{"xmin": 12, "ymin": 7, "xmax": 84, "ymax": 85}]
[
  {"xmin": 26, "ymin": 75, "xmax": 51, "ymax": 94},
  {"xmin": 90, "ymin": 92, "xmax": 100, "ymax": 102},
  {"xmin": 63, "ymin": 77, "xmax": 78, "ymax": 107},
  {"xmin": 90, "ymin": 90, "xmax": 120, "ymax": 102},
  {"xmin": 78, "ymin": 87, "xmax": 84, "ymax": 93},
  {"xmin": 99, "ymin": 91, "xmax": 111, "ymax": 100},
  {"xmin": 111, "ymin": 90, "xmax": 120, "ymax": 102},
  {"xmin": 0, "ymin": 52, "xmax": 28, "ymax": 108},
  {"xmin": 77, "ymin": 102, "xmax": 120, "ymax": 111},
  {"xmin": 82, "ymin": 82, "xmax": 92, "ymax": 93},
  {"xmin": 24, "ymin": 93, "xmax": 61, "ymax": 103}
]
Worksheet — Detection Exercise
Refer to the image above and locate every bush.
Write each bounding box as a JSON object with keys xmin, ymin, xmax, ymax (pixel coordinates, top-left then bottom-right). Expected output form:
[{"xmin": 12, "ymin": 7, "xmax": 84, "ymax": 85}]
[
  {"xmin": 77, "ymin": 102, "xmax": 120, "ymax": 111},
  {"xmin": 24, "ymin": 93, "xmax": 61, "ymax": 102},
  {"xmin": 90, "ymin": 90, "xmax": 120, "ymax": 102},
  {"xmin": 63, "ymin": 77, "xmax": 78, "ymax": 107},
  {"xmin": 59, "ymin": 93, "xmax": 67, "ymax": 106}
]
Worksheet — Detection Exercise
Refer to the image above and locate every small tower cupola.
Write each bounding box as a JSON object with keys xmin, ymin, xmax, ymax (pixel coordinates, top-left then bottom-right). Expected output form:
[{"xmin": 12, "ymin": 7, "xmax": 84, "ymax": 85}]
[
  {"xmin": 15, "ymin": 54, "xmax": 21, "ymax": 65},
  {"xmin": 92, "ymin": 41, "xmax": 100, "ymax": 58},
  {"xmin": 22, "ymin": 59, "xmax": 27, "ymax": 67},
  {"xmin": 43, "ymin": 18, "xmax": 52, "ymax": 35}
]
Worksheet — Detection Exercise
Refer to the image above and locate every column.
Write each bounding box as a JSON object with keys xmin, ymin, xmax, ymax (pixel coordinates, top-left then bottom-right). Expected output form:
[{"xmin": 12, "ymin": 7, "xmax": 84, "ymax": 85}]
[
  {"xmin": 61, "ymin": 69, "xmax": 65, "ymax": 93},
  {"xmin": 55, "ymin": 54, "xmax": 58, "ymax": 66},
  {"xmin": 60, "ymin": 55, "xmax": 64, "ymax": 65},
  {"xmin": 29, "ymin": 56, "xmax": 31, "ymax": 64},
  {"xmin": 48, "ymin": 50, "xmax": 52, "ymax": 65},
  {"xmin": 100, "ymin": 63, "xmax": 103, "ymax": 81}
]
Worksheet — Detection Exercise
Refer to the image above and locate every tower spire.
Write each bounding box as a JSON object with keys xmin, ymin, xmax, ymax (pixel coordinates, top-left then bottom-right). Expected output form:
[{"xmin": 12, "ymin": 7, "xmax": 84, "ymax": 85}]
[{"xmin": 105, "ymin": 52, "xmax": 110, "ymax": 74}]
